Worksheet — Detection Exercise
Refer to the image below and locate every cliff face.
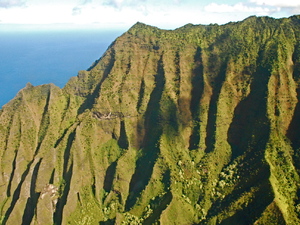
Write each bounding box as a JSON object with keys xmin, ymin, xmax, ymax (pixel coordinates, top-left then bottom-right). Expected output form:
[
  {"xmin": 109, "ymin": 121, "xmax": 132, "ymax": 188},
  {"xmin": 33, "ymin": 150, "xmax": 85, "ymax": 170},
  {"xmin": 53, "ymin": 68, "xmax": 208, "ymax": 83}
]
[{"xmin": 1, "ymin": 15, "xmax": 300, "ymax": 224}]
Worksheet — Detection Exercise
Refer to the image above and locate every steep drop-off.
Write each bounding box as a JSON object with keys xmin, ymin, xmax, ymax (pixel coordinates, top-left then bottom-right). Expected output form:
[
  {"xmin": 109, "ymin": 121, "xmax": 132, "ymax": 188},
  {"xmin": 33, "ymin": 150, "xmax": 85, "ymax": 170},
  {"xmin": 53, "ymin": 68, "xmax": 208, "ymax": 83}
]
[{"xmin": 1, "ymin": 15, "xmax": 300, "ymax": 224}]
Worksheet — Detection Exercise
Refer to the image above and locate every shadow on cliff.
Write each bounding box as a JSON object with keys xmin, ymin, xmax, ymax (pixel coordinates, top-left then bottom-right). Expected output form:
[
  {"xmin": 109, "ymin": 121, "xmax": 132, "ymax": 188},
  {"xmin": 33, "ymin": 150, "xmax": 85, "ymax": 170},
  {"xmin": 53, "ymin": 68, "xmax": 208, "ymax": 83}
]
[
  {"xmin": 3, "ymin": 155, "xmax": 40, "ymax": 224},
  {"xmin": 53, "ymin": 129, "xmax": 76, "ymax": 225},
  {"xmin": 286, "ymin": 88, "xmax": 300, "ymax": 154},
  {"xmin": 77, "ymin": 48, "xmax": 116, "ymax": 114},
  {"xmin": 286, "ymin": 45, "xmax": 300, "ymax": 209},
  {"xmin": 287, "ymin": 44, "xmax": 300, "ymax": 173},
  {"xmin": 22, "ymin": 159, "xmax": 42, "ymax": 225},
  {"xmin": 143, "ymin": 170, "xmax": 172, "ymax": 224},
  {"xmin": 189, "ymin": 47, "xmax": 204, "ymax": 150},
  {"xmin": 228, "ymin": 49, "xmax": 271, "ymax": 160},
  {"xmin": 203, "ymin": 48, "xmax": 273, "ymax": 224},
  {"xmin": 103, "ymin": 161, "xmax": 117, "ymax": 193},
  {"xmin": 204, "ymin": 59, "xmax": 227, "ymax": 153},
  {"xmin": 125, "ymin": 55, "xmax": 165, "ymax": 211}
]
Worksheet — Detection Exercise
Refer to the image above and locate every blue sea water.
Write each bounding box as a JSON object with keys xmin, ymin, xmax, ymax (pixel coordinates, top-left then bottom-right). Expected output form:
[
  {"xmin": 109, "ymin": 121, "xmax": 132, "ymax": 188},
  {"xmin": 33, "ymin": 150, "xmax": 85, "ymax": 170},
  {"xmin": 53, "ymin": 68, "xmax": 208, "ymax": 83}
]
[{"xmin": 0, "ymin": 29, "xmax": 125, "ymax": 108}]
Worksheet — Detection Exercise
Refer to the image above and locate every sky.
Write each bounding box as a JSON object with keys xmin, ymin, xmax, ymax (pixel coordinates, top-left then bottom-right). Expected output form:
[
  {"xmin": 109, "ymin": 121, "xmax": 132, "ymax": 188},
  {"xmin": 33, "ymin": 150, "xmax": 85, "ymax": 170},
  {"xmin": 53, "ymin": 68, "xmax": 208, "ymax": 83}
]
[{"xmin": 0, "ymin": 0, "xmax": 300, "ymax": 30}]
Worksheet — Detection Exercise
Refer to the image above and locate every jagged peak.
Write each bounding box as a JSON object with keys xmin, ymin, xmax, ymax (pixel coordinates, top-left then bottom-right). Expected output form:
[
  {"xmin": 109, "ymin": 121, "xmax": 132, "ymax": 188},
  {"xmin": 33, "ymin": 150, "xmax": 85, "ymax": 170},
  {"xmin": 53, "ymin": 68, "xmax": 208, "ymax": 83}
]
[
  {"xmin": 126, "ymin": 21, "xmax": 162, "ymax": 35},
  {"xmin": 289, "ymin": 14, "xmax": 300, "ymax": 20},
  {"xmin": 129, "ymin": 21, "xmax": 158, "ymax": 30},
  {"xmin": 25, "ymin": 82, "xmax": 34, "ymax": 89},
  {"xmin": 239, "ymin": 14, "xmax": 300, "ymax": 26},
  {"xmin": 126, "ymin": 15, "xmax": 300, "ymax": 36},
  {"xmin": 121, "ymin": 15, "xmax": 300, "ymax": 40},
  {"xmin": 176, "ymin": 15, "xmax": 300, "ymax": 32}
]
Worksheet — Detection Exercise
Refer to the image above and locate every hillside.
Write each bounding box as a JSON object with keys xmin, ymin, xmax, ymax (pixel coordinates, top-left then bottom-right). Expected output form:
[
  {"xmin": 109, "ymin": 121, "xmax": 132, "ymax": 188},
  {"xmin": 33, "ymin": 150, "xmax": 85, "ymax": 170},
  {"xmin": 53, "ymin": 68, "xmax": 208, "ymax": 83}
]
[{"xmin": 1, "ymin": 15, "xmax": 300, "ymax": 224}]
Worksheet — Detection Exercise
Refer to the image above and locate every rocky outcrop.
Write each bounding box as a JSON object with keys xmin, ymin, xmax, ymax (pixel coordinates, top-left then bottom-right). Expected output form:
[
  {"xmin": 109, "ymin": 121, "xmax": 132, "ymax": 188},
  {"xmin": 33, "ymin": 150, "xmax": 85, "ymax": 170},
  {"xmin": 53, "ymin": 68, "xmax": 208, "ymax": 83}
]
[{"xmin": 1, "ymin": 15, "xmax": 300, "ymax": 224}]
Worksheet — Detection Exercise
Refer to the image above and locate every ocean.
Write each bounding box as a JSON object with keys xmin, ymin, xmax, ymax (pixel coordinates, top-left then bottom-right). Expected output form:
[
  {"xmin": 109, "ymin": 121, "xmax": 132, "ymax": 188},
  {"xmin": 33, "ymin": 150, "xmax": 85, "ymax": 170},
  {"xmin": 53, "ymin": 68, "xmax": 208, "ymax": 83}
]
[{"xmin": 0, "ymin": 28, "xmax": 125, "ymax": 108}]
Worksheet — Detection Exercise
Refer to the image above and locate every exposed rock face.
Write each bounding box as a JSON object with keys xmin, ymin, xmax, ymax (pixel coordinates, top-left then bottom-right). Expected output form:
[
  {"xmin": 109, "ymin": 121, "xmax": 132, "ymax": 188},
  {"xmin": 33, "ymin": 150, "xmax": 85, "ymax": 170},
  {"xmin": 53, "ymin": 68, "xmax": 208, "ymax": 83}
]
[{"xmin": 1, "ymin": 15, "xmax": 300, "ymax": 224}]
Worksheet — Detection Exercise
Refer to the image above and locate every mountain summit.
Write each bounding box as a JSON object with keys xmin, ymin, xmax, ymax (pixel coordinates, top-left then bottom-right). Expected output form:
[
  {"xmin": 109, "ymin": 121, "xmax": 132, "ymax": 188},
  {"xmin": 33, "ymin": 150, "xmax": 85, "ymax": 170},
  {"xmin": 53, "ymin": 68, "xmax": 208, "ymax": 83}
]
[{"xmin": 1, "ymin": 15, "xmax": 300, "ymax": 224}]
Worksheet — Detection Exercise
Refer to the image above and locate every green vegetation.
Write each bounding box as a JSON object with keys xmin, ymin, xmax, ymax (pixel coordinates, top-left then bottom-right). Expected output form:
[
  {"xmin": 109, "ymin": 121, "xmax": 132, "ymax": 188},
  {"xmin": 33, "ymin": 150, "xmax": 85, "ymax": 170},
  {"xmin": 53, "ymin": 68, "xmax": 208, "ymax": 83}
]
[{"xmin": 1, "ymin": 15, "xmax": 300, "ymax": 224}]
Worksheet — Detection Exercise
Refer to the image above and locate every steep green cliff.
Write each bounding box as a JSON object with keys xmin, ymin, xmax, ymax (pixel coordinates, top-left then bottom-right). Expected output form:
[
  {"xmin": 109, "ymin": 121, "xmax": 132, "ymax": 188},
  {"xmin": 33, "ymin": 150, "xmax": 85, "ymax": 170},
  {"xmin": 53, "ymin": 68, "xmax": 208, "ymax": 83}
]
[{"xmin": 1, "ymin": 15, "xmax": 300, "ymax": 224}]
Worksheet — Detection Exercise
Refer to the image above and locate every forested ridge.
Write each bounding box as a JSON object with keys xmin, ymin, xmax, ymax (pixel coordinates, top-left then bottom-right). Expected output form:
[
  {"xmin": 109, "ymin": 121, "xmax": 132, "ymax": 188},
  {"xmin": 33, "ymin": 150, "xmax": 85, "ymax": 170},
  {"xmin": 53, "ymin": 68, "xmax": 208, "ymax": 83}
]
[{"xmin": 1, "ymin": 15, "xmax": 300, "ymax": 224}]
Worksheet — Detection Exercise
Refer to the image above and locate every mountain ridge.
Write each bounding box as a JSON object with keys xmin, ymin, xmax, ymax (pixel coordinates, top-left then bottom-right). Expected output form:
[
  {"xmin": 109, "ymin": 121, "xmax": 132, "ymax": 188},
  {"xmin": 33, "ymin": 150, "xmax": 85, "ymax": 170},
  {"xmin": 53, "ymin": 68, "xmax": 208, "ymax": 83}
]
[{"xmin": 1, "ymin": 15, "xmax": 300, "ymax": 224}]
